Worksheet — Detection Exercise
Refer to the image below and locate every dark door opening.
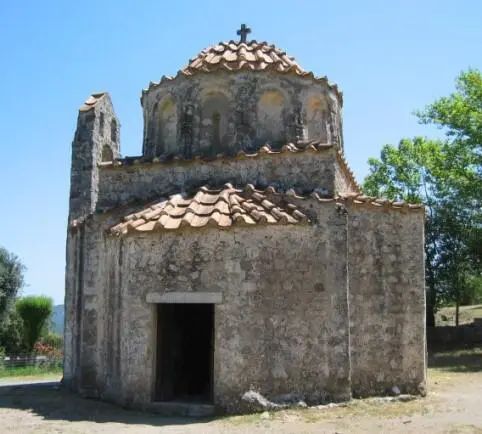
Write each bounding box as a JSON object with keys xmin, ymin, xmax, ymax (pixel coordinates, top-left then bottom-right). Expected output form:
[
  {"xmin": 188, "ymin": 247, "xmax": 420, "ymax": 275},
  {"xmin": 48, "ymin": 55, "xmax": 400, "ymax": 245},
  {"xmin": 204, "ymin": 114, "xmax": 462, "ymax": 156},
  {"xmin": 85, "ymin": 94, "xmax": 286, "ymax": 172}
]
[{"xmin": 155, "ymin": 303, "xmax": 214, "ymax": 403}]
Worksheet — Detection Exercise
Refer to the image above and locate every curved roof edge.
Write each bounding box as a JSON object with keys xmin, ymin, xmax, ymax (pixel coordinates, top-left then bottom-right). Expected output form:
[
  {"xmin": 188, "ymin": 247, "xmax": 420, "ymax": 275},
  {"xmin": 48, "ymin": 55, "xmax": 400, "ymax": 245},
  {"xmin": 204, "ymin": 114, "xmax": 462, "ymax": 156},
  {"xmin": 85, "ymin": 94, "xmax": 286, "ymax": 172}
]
[{"xmin": 140, "ymin": 40, "xmax": 342, "ymax": 106}]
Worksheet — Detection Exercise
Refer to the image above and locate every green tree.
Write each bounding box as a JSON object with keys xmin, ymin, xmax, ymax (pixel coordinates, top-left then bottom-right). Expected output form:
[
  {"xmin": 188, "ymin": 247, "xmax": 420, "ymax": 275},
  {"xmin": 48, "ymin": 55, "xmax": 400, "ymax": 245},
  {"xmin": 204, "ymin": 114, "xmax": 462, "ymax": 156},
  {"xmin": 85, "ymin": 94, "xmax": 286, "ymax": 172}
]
[
  {"xmin": 416, "ymin": 69, "xmax": 482, "ymax": 154},
  {"xmin": 363, "ymin": 70, "xmax": 482, "ymax": 326},
  {"xmin": 418, "ymin": 69, "xmax": 482, "ymax": 325},
  {"xmin": 362, "ymin": 137, "xmax": 446, "ymax": 326},
  {"xmin": 0, "ymin": 247, "xmax": 25, "ymax": 326},
  {"xmin": 417, "ymin": 68, "xmax": 482, "ymax": 272},
  {"xmin": 0, "ymin": 308, "xmax": 24, "ymax": 355},
  {"xmin": 16, "ymin": 296, "xmax": 53, "ymax": 353}
]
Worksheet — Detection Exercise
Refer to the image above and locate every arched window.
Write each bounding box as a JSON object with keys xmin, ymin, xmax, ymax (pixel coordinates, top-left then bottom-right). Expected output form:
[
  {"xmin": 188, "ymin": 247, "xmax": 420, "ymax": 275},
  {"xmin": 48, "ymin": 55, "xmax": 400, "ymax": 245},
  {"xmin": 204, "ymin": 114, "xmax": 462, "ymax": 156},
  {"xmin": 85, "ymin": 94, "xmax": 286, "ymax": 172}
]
[
  {"xmin": 111, "ymin": 119, "xmax": 117, "ymax": 143},
  {"xmin": 99, "ymin": 112, "xmax": 105, "ymax": 137},
  {"xmin": 200, "ymin": 92, "xmax": 229, "ymax": 152},
  {"xmin": 212, "ymin": 111, "xmax": 221, "ymax": 148},
  {"xmin": 101, "ymin": 144, "xmax": 113, "ymax": 162},
  {"xmin": 158, "ymin": 96, "xmax": 177, "ymax": 155},
  {"xmin": 306, "ymin": 96, "xmax": 328, "ymax": 142},
  {"xmin": 257, "ymin": 89, "xmax": 285, "ymax": 146}
]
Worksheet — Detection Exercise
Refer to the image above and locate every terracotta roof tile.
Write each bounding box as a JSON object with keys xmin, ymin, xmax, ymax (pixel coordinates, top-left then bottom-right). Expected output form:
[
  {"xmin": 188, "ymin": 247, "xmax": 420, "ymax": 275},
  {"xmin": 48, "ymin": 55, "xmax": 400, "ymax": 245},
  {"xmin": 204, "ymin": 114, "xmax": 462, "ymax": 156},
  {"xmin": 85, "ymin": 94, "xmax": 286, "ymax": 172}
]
[
  {"xmin": 99, "ymin": 141, "xmax": 333, "ymax": 168},
  {"xmin": 79, "ymin": 92, "xmax": 106, "ymax": 112},
  {"xmin": 336, "ymin": 150, "xmax": 361, "ymax": 193},
  {"xmin": 141, "ymin": 40, "xmax": 342, "ymax": 105},
  {"xmin": 72, "ymin": 185, "xmax": 424, "ymax": 232},
  {"xmin": 110, "ymin": 184, "xmax": 308, "ymax": 236},
  {"xmin": 310, "ymin": 192, "xmax": 425, "ymax": 213}
]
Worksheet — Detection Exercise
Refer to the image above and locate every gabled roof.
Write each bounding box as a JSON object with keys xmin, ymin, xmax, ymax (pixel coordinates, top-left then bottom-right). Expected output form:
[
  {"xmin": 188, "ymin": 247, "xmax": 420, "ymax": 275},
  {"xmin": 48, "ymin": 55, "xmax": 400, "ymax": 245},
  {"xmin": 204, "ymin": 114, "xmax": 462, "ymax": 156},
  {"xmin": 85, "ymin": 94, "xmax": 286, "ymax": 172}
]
[{"xmin": 110, "ymin": 184, "xmax": 308, "ymax": 236}]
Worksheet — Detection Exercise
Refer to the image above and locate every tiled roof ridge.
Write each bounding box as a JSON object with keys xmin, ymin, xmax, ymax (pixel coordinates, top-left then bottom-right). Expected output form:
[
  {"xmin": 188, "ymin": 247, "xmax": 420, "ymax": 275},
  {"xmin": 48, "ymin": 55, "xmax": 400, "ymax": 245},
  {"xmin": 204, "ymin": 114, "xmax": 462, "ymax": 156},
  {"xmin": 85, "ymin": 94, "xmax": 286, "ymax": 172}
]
[
  {"xmin": 71, "ymin": 184, "xmax": 424, "ymax": 232},
  {"xmin": 79, "ymin": 92, "xmax": 107, "ymax": 112},
  {"xmin": 99, "ymin": 141, "xmax": 334, "ymax": 168},
  {"xmin": 110, "ymin": 183, "xmax": 309, "ymax": 235},
  {"xmin": 141, "ymin": 40, "xmax": 342, "ymax": 105},
  {"xmin": 312, "ymin": 191, "xmax": 424, "ymax": 212},
  {"xmin": 336, "ymin": 151, "xmax": 361, "ymax": 193},
  {"xmin": 237, "ymin": 185, "xmax": 423, "ymax": 212}
]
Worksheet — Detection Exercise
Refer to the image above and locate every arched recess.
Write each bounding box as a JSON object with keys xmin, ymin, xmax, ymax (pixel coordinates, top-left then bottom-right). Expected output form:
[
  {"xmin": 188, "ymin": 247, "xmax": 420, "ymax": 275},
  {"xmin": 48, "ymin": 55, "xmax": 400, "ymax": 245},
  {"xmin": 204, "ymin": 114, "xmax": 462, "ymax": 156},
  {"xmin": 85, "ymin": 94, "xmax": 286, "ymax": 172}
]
[
  {"xmin": 199, "ymin": 91, "xmax": 229, "ymax": 154},
  {"xmin": 257, "ymin": 89, "xmax": 286, "ymax": 146},
  {"xmin": 306, "ymin": 96, "xmax": 328, "ymax": 142},
  {"xmin": 101, "ymin": 144, "xmax": 114, "ymax": 162},
  {"xmin": 158, "ymin": 96, "xmax": 178, "ymax": 155},
  {"xmin": 111, "ymin": 118, "xmax": 118, "ymax": 143}
]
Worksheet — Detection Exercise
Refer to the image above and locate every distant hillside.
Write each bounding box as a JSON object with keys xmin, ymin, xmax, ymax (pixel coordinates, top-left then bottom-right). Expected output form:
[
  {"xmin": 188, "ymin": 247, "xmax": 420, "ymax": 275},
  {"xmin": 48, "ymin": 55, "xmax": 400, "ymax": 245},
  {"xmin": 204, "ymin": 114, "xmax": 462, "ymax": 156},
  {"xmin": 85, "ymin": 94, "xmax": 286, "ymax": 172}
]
[{"xmin": 52, "ymin": 304, "xmax": 64, "ymax": 335}]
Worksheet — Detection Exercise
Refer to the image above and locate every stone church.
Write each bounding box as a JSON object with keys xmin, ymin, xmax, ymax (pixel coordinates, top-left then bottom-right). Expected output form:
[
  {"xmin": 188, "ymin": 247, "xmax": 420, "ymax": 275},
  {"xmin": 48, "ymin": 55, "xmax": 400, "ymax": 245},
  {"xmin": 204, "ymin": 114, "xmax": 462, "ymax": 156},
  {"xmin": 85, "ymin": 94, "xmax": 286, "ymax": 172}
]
[{"xmin": 64, "ymin": 25, "xmax": 427, "ymax": 415}]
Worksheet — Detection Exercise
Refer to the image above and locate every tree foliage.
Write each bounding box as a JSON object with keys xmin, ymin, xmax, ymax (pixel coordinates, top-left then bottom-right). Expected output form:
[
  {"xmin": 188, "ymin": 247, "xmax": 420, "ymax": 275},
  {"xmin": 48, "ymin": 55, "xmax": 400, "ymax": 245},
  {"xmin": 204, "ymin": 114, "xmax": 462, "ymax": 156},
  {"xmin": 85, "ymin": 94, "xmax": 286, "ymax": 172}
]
[
  {"xmin": 362, "ymin": 69, "xmax": 482, "ymax": 326},
  {"xmin": 0, "ymin": 247, "xmax": 25, "ymax": 325},
  {"xmin": 0, "ymin": 308, "xmax": 24, "ymax": 355},
  {"xmin": 16, "ymin": 296, "xmax": 53, "ymax": 353}
]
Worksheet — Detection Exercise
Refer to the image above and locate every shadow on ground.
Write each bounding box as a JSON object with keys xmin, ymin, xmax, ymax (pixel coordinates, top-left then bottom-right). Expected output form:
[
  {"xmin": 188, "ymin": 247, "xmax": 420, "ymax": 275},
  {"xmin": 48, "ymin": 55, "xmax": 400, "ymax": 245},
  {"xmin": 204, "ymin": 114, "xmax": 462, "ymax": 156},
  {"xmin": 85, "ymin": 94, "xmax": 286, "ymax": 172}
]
[
  {"xmin": 1, "ymin": 344, "xmax": 480, "ymax": 426},
  {"xmin": 0, "ymin": 382, "xmax": 212, "ymax": 427},
  {"xmin": 428, "ymin": 343, "xmax": 482, "ymax": 373}
]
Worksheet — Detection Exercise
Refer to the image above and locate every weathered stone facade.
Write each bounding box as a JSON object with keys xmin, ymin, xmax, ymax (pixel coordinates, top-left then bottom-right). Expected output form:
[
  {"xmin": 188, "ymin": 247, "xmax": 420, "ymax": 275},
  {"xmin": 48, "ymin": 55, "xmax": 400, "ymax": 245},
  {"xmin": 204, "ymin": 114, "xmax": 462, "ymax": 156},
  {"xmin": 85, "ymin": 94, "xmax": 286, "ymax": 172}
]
[{"xmin": 64, "ymin": 27, "xmax": 426, "ymax": 414}]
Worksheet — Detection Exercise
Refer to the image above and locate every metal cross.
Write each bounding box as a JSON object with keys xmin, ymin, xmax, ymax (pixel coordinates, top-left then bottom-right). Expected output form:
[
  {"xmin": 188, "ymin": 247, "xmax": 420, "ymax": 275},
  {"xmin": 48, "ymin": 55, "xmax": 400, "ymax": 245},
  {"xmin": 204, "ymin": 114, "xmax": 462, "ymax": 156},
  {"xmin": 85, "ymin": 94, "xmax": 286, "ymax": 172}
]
[{"xmin": 236, "ymin": 24, "xmax": 251, "ymax": 43}]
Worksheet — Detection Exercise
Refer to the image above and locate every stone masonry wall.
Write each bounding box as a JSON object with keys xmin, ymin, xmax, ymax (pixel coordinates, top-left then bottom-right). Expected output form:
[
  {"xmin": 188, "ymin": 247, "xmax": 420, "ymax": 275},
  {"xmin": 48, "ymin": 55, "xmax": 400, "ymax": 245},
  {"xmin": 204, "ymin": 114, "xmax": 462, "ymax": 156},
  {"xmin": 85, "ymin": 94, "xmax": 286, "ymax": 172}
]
[
  {"xmin": 347, "ymin": 205, "xmax": 426, "ymax": 397},
  {"xmin": 64, "ymin": 211, "xmax": 124, "ymax": 398},
  {"xmin": 64, "ymin": 196, "xmax": 427, "ymax": 413},
  {"xmin": 75, "ymin": 201, "xmax": 351, "ymax": 413},
  {"xmin": 141, "ymin": 71, "xmax": 343, "ymax": 158},
  {"xmin": 97, "ymin": 151, "xmax": 337, "ymax": 210},
  {"xmin": 69, "ymin": 95, "xmax": 120, "ymax": 221}
]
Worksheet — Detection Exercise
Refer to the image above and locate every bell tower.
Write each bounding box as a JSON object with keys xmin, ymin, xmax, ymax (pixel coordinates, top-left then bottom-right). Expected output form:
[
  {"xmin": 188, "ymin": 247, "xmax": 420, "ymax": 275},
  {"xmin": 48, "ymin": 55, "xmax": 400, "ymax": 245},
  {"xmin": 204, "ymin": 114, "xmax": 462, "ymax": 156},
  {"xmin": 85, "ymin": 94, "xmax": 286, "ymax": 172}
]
[{"xmin": 69, "ymin": 93, "xmax": 120, "ymax": 221}]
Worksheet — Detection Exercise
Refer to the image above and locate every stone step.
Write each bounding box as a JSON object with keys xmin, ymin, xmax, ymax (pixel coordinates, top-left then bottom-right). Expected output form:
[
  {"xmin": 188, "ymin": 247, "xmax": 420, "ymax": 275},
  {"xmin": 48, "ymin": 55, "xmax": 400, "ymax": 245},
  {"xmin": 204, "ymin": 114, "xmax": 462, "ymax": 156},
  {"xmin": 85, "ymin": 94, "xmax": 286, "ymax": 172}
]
[{"xmin": 148, "ymin": 401, "xmax": 215, "ymax": 417}]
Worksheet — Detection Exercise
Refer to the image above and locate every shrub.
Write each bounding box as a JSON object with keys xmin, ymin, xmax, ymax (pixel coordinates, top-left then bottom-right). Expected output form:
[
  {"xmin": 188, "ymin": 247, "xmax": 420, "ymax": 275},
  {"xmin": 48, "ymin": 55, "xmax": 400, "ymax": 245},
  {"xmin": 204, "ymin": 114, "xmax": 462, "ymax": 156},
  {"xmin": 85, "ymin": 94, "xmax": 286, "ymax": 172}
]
[
  {"xmin": 34, "ymin": 341, "xmax": 63, "ymax": 369},
  {"xmin": 41, "ymin": 333, "xmax": 63, "ymax": 351},
  {"xmin": 16, "ymin": 296, "xmax": 53, "ymax": 353}
]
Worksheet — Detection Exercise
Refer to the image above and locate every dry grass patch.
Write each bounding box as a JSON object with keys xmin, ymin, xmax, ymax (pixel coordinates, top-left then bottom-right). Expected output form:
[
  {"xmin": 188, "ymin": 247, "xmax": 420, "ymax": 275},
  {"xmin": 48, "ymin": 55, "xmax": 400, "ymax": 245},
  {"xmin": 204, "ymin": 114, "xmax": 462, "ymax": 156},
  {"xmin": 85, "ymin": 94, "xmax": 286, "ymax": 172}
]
[{"xmin": 436, "ymin": 304, "xmax": 482, "ymax": 326}]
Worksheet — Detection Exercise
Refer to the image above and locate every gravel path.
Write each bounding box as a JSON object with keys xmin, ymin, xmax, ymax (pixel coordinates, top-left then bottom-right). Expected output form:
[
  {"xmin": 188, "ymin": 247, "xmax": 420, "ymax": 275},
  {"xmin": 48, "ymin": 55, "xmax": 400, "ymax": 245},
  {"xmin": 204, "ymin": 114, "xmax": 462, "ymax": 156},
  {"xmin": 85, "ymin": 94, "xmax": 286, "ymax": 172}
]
[{"xmin": 0, "ymin": 370, "xmax": 481, "ymax": 433}]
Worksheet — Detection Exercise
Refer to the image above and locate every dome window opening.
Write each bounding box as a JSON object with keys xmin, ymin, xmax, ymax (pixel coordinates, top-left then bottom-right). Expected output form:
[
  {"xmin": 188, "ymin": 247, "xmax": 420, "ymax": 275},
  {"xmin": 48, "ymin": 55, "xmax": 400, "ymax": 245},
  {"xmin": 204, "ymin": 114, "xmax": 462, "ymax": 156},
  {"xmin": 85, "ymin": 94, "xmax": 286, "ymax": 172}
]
[
  {"xmin": 212, "ymin": 111, "xmax": 221, "ymax": 148},
  {"xmin": 111, "ymin": 118, "xmax": 118, "ymax": 143}
]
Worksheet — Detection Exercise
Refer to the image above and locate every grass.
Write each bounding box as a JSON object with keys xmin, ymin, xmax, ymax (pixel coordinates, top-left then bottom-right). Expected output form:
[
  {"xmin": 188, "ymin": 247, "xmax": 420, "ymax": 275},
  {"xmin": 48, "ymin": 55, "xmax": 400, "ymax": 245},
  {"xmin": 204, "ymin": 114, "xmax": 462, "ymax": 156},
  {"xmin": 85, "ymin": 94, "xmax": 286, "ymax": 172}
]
[
  {"xmin": 436, "ymin": 304, "xmax": 482, "ymax": 326},
  {"xmin": 428, "ymin": 344, "xmax": 482, "ymax": 373},
  {"xmin": 0, "ymin": 365, "xmax": 62, "ymax": 380}
]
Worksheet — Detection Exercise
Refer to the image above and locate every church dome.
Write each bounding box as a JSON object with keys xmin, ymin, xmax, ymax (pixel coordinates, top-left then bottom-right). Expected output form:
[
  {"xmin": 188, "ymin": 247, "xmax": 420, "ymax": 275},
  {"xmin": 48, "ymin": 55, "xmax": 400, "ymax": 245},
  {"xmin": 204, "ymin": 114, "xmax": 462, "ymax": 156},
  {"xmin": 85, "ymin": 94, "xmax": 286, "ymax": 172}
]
[
  {"xmin": 143, "ymin": 25, "xmax": 340, "ymax": 99},
  {"xmin": 182, "ymin": 40, "xmax": 306, "ymax": 77},
  {"xmin": 141, "ymin": 25, "xmax": 344, "ymax": 159}
]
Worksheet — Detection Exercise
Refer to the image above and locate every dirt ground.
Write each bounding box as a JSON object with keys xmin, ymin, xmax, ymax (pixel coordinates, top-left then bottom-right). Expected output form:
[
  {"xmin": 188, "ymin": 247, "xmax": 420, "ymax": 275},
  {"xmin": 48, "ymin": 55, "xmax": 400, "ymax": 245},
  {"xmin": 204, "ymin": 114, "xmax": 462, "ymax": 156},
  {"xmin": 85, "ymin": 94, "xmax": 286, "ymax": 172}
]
[{"xmin": 0, "ymin": 345, "xmax": 481, "ymax": 434}]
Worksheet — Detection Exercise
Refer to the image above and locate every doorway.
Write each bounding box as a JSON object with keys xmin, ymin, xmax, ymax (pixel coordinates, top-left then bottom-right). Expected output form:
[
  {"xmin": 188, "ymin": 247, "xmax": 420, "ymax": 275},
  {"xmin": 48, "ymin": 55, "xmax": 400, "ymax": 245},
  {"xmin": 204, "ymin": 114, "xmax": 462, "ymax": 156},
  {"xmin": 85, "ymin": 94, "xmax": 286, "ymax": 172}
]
[{"xmin": 155, "ymin": 303, "xmax": 214, "ymax": 403}]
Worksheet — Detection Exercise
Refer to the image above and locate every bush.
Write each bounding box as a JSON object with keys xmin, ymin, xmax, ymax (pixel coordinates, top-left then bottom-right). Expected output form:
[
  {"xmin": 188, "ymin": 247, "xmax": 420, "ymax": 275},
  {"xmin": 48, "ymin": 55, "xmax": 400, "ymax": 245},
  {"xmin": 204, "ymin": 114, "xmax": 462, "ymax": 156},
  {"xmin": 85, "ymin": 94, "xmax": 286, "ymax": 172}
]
[
  {"xmin": 0, "ymin": 308, "xmax": 25, "ymax": 355},
  {"xmin": 41, "ymin": 333, "xmax": 63, "ymax": 351},
  {"xmin": 34, "ymin": 341, "xmax": 63, "ymax": 369},
  {"xmin": 16, "ymin": 296, "xmax": 53, "ymax": 353}
]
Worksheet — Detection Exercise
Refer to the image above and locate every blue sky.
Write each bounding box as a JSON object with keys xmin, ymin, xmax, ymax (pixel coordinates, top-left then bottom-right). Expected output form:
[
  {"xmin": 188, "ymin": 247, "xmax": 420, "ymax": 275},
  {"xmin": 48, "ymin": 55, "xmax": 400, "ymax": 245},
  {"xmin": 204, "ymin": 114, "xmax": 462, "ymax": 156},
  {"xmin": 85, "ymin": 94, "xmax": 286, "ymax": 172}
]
[{"xmin": 0, "ymin": 0, "xmax": 480, "ymax": 305}]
